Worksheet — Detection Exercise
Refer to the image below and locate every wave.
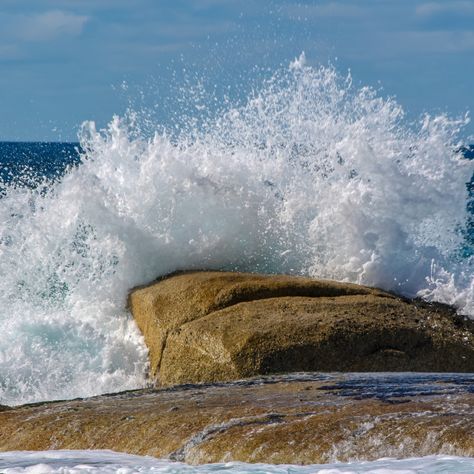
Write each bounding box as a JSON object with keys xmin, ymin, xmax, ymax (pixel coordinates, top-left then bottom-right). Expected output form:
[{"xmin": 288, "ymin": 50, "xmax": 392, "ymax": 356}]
[{"xmin": 0, "ymin": 54, "xmax": 472, "ymax": 405}]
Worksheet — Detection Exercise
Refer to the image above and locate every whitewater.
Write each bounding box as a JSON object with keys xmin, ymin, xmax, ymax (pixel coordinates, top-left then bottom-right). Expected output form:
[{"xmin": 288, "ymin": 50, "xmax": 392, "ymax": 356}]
[
  {"xmin": 1, "ymin": 451, "xmax": 474, "ymax": 474},
  {"xmin": 0, "ymin": 56, "xmax": 473, "ymax": 406}
]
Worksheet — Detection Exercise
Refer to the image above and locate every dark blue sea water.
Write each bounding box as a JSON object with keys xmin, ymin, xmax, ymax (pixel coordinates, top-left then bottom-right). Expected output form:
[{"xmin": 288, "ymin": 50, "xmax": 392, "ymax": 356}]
[{"xmin": 0, "ymin": 142, "xmax": 81, "ymax": 191}]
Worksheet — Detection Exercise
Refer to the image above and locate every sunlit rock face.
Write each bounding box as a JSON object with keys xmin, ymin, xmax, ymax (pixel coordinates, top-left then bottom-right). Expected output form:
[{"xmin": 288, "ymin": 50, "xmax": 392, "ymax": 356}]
[
  {"xmin": 128, "ymin": 271, "xmax": 474, "ymax": 386},
  {"xmin": 0, "ymin": 373, "xmax": 473, "ymax": 464}
]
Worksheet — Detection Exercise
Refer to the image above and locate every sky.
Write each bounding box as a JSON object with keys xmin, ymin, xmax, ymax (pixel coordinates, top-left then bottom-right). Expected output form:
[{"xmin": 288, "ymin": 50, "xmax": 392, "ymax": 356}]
[{"xmin": 0, "ymin": 0, "xmax": 473, "ymax": 141}]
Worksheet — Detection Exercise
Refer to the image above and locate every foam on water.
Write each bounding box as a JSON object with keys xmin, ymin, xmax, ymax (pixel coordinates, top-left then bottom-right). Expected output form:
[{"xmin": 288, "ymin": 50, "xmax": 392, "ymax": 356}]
[
  {"xmin": 1, "ymin": 451, "xmax": 474, "ymax": 474},
  {"xmin": 0, "ymin": 55, "xmax": 473, "ymax": 405}
]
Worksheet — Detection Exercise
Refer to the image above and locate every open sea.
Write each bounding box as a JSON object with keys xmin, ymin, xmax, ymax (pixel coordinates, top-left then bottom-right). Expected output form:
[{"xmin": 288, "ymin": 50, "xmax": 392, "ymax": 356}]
[{"xmin": 0, "ymin": 59, "xmax": 473, "ymax": 472}]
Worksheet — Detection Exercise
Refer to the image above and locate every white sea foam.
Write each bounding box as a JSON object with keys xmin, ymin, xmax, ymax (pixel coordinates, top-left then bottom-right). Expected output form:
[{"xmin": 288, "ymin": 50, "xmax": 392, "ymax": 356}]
[
  {"xmin": 0, "ymin": 451, "xmax": 473, "ymax": 474},
  {"xmin": 0, "ymin": 56, "xmax": 472, "ymax": 405}
]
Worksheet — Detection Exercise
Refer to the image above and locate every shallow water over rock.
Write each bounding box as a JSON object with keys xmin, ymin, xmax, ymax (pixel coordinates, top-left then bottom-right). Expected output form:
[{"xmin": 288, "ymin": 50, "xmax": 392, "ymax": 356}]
[{"xmin": 0, "ymin": 373, "xmax": 473, "ymax": 465}]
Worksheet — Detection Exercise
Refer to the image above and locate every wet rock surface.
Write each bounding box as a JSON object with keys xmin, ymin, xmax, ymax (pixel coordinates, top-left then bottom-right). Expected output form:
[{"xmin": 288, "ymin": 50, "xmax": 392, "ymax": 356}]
[
  {"xmin": 0, "ymin": 373, "xmax": 473, "ymax": 464},
  {"xmin": 128, "ymin": 271, "xmax": 474, "ymax": 385}
]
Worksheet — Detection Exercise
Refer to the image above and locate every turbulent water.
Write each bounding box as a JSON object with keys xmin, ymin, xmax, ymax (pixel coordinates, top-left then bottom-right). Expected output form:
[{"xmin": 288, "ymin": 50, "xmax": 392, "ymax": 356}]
[
  {"xmin": 1, "ymin": 452, "xmax": 474, "ymax": 474},
  {"xmin": 0, "ymin": 56, "xmax": 473, "ymax": 406}
]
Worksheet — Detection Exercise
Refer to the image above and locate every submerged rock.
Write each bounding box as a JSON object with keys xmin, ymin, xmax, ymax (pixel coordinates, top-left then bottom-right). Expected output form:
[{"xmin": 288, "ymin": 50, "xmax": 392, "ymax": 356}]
[
  {"xmin": 128, "ymin": 271, "xmax": 474, "ymax": 386},
  {"xmin": 0, "ymin": 373, "xmax": 472, "ymax": 463}
]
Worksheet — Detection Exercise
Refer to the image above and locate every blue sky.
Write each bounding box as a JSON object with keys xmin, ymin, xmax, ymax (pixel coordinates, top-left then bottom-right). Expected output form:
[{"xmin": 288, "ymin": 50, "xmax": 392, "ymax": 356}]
[{"xmin": 0, "ymin": 0, "xmax": 473, "ymax": 141}]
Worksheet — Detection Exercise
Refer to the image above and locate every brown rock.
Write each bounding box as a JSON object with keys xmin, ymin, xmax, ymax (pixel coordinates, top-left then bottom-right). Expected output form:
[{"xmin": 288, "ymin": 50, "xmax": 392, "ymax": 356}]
[
  {"xmin": 0, "ymin": 374, "xmax": 472, "ymax": 463},
  {"xmin": 128, "ymin": 271, "xmax": 474, "ymax": 386}
]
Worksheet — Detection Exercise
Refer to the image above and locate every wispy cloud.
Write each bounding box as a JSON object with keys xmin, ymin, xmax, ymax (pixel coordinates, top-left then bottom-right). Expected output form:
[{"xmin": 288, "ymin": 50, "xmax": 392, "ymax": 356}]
[
  {"xmin": 415, "ymin": 1, "xmax": 474, "ymax": 30},
  {"xmin": 416, "ymin": 1, "xmax": 474, "ymax": 17},
  {"xmin": 14, "ymin": 11, "xmax": 89, "ymax": 42}
]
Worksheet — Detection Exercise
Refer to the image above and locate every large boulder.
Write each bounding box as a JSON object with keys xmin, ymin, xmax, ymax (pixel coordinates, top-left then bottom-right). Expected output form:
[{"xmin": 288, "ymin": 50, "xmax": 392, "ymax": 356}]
[
  {"xmin": 0, "ymin": 374, "xmax": 473, "ymax": 463},
  {"xmin": 128, "ymin": 271, "xmax": 474, "ymax": 386}
]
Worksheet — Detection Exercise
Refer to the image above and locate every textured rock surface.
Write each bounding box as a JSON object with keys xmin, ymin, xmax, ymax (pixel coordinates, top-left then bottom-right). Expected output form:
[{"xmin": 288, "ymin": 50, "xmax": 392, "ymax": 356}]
[
  {"xmin": 0, "ymin": 374, "xmax": 473, "ymax": 464},
  {"xmin": 128, "ymin": 271, "xmax": 474, "ymax": 386}
]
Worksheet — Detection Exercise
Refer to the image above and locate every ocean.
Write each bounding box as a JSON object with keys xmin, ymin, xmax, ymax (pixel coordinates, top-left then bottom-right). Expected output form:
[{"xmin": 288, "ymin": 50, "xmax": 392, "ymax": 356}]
[{"xmin": 0, "ymin": 59, "xmax": 473, "ymax": 472}]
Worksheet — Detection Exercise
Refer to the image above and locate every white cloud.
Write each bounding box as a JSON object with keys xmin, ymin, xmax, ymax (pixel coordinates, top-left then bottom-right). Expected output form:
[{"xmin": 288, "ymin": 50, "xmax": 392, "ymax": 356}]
[
  {"xmin": 17, "ymin": 10, "xmax": 89, "ymax": 42},
  {"xmin": 416, "ymin": 1, "xmax": 474, "ymax": 17}
]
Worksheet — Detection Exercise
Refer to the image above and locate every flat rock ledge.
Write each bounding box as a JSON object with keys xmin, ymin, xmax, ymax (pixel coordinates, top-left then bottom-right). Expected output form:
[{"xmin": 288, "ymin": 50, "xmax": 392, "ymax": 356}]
[
  {"xmin": 128, "ymin": 271, "xmax": 474, "ymax": 386},
  {"xmin": 0, "ymin": 374, "xmax": 473, "ymax": 464}
]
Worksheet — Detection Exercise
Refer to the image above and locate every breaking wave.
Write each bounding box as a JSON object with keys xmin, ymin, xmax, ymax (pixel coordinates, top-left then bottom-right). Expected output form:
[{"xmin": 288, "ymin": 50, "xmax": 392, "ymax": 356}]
[{"xmin": 0, "ymin": 55, "xmax": 472, "ymax": 405}]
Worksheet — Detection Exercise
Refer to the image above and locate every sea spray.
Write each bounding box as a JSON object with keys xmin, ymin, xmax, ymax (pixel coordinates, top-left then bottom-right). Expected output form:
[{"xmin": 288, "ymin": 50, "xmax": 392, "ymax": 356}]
[{"xmin": 0, "ymin": 56, "xmax": 472, "ymax": 405}]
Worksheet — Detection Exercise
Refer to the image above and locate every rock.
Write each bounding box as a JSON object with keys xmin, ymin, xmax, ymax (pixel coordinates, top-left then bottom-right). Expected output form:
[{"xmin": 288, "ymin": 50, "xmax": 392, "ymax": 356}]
[
  {"xmin": 128, "ymin": 271, "xmax": 474, "ymax": 386},
  {"xmin": 0, "ymin": 373, "xmax": 473, "ymax": 463}
]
